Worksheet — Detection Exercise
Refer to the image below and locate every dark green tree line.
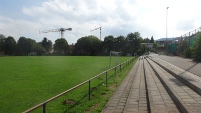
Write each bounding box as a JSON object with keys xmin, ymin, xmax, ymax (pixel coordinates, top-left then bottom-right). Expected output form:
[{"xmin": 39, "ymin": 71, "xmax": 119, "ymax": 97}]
[
  {"xmin": 5, "ymin": 36, "xmax": 16, "ymax": 55},
  {"xmin": 54, "ymin": 38, "xmax": 69, "ymax": 55},
  {"xmin": 126, "ymin": 32, "xmax": 143, "ymax": 55},
  {"xmin": 0, "ymin": 31, "xmax": 150, "ymax": 56},
  {"xmin": 73, "ymin": 35, "xmax": 101, "ymax": 55},
  {"xmin": 0, "ymin": 35, "xmax": 52, "ymax": 56},
  {"xmin": 40, "ymin": 37, "xmax": 52, "ymax": 53},
  {"xmin": 0, "ymin": 34, "xmax": 6, "ymax": 54}
]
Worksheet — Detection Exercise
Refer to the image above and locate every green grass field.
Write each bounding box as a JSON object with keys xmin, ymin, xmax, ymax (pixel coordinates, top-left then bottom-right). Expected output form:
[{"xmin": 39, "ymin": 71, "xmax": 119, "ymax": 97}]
[{"xmin": 0, "ymin": 56, "xmax": 134, "ymax": 113}]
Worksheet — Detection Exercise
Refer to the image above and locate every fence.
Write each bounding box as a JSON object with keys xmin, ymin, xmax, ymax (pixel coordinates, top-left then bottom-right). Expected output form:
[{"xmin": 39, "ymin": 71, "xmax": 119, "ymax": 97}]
[
  {"xmin": 181, "ymin": 26, "xmax": 201, "ymax": 38},
  {"xmin": 166, "ymin": 26, "xmax": 201, "ymax": 54},
  {"xmin": 23, "ymin": 57, "xmax": 135, "ymax": 113}
]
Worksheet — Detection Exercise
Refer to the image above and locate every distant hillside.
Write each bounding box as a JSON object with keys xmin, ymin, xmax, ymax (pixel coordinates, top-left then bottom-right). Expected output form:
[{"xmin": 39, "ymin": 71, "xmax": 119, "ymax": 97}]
[{"xmin": 156, "ymin": 38, "xmax": 175, "ymax": 41}]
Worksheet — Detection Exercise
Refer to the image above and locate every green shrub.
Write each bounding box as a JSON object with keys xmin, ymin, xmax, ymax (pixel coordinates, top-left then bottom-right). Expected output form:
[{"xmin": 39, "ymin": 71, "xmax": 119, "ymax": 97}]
[
  {"xmin": 192, "ymin": 33, "xmax": 201, "ymax": 61},
  {"xmin": 183, "ymin": 47, "xmax": 192, "ymax": 58}
]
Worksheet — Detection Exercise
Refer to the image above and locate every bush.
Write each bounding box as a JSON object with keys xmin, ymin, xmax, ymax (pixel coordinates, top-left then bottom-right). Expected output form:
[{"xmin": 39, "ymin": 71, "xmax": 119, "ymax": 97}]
[
  {"xmin": 182, "ymin": 47, "xmax": 192, "ymax": 58},
  {"xmin": 192, "ymin": 33, "xmax": 201, "ymax": 61}
]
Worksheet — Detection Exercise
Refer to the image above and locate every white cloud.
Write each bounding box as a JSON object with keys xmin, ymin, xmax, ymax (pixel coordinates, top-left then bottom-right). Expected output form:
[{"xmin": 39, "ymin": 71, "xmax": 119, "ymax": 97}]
[
  {"xmin": 1, "ymin": 0, "xmax": 201, "ymax": 43},
  {"xmin": 0, "ymin": 16, "xmax": 41, "ymax": 41}
]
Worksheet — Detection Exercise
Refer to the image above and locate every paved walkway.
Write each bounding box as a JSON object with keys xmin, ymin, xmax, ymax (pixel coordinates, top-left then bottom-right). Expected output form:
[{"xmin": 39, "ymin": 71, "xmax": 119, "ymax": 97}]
[
  {"xmin": 101, "ymin": 54, "xmax": 201, "ymax": 113},
  {"xmin": 150, "ymin": 54, "xmax": 201, "ymax": 77},
  {"xmin": 101, "ymin": 57, "xmax": 180, "ymax": 113},
  {"xmin": 101, "ymin": 58, "xmax": 148, "ymax": 113}
]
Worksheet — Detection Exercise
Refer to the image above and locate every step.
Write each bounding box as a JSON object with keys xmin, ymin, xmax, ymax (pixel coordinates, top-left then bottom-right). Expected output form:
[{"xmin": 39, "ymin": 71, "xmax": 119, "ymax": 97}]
[
  {"xmin": 123, "ymin": 57, "xmax": 148, "ymax": 113},
  {"xmin": 144, "ymin": 59, "xmax": 180, "ymax": 113},
  {"xmin": 147, "ymin": 58, "xmax": 201, "ymax": 113},
  {"xmin": 149, "ymin": 56, "xmax": 201, "ymax": 96},
  {"xmin": 101, "ymin": 58, "xmax": 140, "ymax": 113}
]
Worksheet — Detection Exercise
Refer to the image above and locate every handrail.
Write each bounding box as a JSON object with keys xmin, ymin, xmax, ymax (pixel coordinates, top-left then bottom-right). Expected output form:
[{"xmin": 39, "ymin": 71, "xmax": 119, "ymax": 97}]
[{"xmin": 23, "ymin": 57, "xmax": 134, "ymax": 113}]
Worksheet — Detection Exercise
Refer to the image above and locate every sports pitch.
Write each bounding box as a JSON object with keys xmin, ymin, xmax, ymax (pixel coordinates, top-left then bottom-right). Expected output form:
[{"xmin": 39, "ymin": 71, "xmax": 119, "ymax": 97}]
[{"xmin": 0, "ymin": 56, "xmax": 132, "ymax": 112}]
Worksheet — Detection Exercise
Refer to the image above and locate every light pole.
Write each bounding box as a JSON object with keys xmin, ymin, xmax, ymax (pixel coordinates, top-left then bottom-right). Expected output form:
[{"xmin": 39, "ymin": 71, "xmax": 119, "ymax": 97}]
[{"xmin": 166, "ymin": 7, "xmax": 169, "ymax": 55}]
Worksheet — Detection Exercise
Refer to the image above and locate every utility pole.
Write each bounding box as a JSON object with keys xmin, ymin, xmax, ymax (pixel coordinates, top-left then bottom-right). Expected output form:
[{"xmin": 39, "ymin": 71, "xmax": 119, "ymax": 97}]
[{"xmin": 166, "ymin": 7, "xmax": 169, "ymax": 55}]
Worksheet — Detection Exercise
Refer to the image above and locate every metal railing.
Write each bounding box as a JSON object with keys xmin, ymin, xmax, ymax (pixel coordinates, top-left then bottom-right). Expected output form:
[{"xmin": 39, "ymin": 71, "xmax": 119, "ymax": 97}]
[{"xmin": 23, "ymin": 57, "xmax": 135, "ymax": 113}]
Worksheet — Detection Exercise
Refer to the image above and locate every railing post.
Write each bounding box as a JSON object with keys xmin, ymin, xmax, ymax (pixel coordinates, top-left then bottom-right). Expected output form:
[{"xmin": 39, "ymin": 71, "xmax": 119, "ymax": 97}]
[
  {"xmin": 43, "ymin": 103, "xmax": 46, "ymax": 113},
  {"xmin": 88, "ymin": 80, "xmax": 91, "ymax": 101},
  {"xmin": 105, "ymin": 71, "xmax": 108, "ymax": 87},
  {"xmin": 120, "ymin": 64, "xmax": 121, "ymax": 72},
  {"xmin": 115, "ymin": 67, "xmax": 116, "ymax": 75}
]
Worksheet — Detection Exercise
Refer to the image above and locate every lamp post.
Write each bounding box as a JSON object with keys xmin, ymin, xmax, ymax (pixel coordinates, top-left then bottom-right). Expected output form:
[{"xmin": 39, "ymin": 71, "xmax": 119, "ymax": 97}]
[{"xmin": 166, "ymin": 7, "xmax": 169, "ymax": 55}]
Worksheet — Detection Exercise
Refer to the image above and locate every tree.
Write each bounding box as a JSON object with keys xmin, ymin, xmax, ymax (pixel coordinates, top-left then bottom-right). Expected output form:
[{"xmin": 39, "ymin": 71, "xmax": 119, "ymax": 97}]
[
  {"xmin": 143, "ymin": 37, "xmax": 150, "ymax": 43},
  {"xmin": 126, "ymin": 32, "xmax": 142, "ymax": 55},
  {"xmin": 0, "ymin": 34, "xmax": 6, "ymax": 54},
  {"xmin": 54, "ymin": 38, "xmax": 69, "ymax": 55},
  {"xmin": 139, "ymin": 44, "xmax": 146, "ymax": 55},
  {"xmin": 31, "ymin": 43, "xmax": 46, "ymax": 55},
  {"xmin": 103, "ymin": 35, "xmax": 115, "ymax": 54},
  {"xmin": 114, "ymin": 35, "xmax": 126, "ymax": 52},
  {"xmin": 41, "ymin": 37, "xmax": 52, "ymax": 53},
  {"xmin": 74, "ymin": 35, "xmax": 102, "ymax": 55},
  {"xmin": 116, "ymin": 35, "xmax": 125, "ymax": 42},
  {"xmin": 4, "ymin": 36, "xmax": 16, "ymax": 55},
  {"xmin": 183, "ymin": 47, "xmax": 192, "ymax": 58},
  {"xmin": 192, "ymin": 33, "xmax": 201, "ymax": 61},
  {"xmin": 150, "ymin": 36, "xmax": 154, "ymax": 43},
  {"xmin": 16, "ymin": 37, "xmax": 36, "ymax": 55},
  {"xmin": 153, "ymin": 42, "xmax": 158, "ymax": 52},
  {"xmin": 178, "ymin": 38, "xmax": 188, "ymax": 55}
]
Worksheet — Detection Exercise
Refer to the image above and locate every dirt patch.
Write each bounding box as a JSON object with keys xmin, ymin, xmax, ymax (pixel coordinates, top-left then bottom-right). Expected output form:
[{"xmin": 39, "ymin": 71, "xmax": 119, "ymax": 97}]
[
  {"xmin": 90, "ymin": 86, "xmax": 97, "ymax": 91},
  {"xmin": 62, "ymin": 99, "xmax": 76, "ymax": 105},
  {"xmin": 109, "ymin": 84, "xmax": 117, "ymax": 91},
  {"xmin": 101, "ymin": 92, "xmax": 106, "ymax": 95}
]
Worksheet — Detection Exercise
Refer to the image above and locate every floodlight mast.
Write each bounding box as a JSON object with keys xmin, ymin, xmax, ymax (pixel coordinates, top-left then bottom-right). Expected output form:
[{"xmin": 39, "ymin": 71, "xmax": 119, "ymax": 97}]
[
  {"xmin": 90, "ymin": 26, "xmax": 101, "ymax": 40},
  {"xmin": 39, "ymin": 28, "xmax": 72, "ymax": 38}
]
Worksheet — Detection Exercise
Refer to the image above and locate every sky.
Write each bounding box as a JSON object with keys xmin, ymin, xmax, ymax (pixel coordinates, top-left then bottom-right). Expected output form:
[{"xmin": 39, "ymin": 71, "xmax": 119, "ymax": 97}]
[{"xmin": 0, "ymin": 0, "xmax": 201, "ymax": 44}]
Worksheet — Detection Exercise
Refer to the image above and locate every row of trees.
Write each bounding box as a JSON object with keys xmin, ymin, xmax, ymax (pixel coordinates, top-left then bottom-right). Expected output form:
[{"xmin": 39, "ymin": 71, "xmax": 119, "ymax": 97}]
[
  {"xmin": 0, "ymin": 32, "xmax": 155, "ymax": 56},
  {"xmin": 0, "ymin": 35, "xmax": 52, "ymax": 55},
  {"xmin": 73, "ymin": 32, "xmax": 155, "ymax": 56}
]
